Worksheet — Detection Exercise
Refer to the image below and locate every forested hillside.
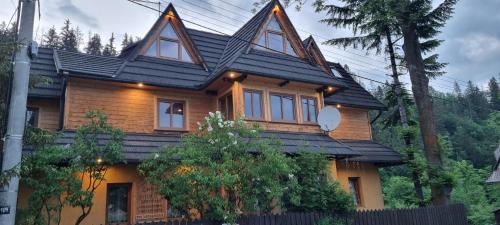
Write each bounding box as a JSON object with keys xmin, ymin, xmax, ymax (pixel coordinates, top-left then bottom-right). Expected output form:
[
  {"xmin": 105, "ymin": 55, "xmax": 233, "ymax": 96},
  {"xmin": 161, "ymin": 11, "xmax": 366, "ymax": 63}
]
[{"xmin": 370, "ymin": 78, "xmax": 500, "ymax": 225}]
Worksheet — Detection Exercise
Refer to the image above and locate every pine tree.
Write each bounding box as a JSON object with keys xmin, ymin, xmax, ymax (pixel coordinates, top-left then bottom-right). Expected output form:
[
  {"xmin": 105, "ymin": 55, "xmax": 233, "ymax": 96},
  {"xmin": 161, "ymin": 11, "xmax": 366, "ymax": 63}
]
[
  {"xmin": 85, "ymin": 33, "xmax": 102, "ymax": 56},
  {"xmin": 42, "ymin": 26, "xmax": 59, "ymax": 49},
  {"xmin": 121, "ymin": 33, "xmax": 135, "ymax": 49},
  {"xmin": 488, "ymin": 77, "xmax": 500, "ymax": 110},
  {"xmin": 102, "ymin": 33, "xmax": 117, "ymax": 56},
  {"xmin": 59, "ymin": 19, "xmax": 79, "ymax": 52}
]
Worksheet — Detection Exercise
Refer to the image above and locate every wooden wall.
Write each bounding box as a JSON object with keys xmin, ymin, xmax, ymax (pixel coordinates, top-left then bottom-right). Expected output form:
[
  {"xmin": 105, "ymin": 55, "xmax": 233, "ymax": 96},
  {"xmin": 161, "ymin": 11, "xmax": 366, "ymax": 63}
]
[
  {"xmin": 27, "ymin": 98, "xmax": 60, "ymax": 131},
  {"xmin": 329, "ymin": 107, "xmax": 372, "ymax": 140},
  {"xmin": 64, "ymin": 78, "xmax": 217, "ymax": 133}
]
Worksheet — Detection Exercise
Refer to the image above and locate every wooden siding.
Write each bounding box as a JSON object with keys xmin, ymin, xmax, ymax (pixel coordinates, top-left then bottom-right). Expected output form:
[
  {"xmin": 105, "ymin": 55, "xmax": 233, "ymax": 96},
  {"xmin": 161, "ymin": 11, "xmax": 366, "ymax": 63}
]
[
  {"xmin": 27, "ymin": 98, "xmax": 60, "ymax": 131},
  {"xmin": 64, "ymin": 78, "xmax": 217, "ymax": 133},
  {"xmin": 330, "ymin": 107, "xmax": 372, "ymax": 140}
]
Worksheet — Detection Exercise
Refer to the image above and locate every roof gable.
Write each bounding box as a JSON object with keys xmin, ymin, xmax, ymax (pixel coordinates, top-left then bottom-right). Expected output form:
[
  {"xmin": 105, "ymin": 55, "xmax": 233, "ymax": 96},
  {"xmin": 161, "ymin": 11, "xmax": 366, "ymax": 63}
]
[
  {"xmin": 251, "ymin": 1, "xmax": 309, "ymax": 58},
  {"xmin": 128, "ymin": 4, "xmax": 206, "ymax": 68},
  {"xmin": 303, "ymin": 36, "xmax": 331, "ymax": 73}
]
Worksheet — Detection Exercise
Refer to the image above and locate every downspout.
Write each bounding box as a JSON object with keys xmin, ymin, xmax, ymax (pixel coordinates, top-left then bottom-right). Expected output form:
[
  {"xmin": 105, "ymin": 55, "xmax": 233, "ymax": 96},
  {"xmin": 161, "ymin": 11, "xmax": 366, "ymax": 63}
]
[{"xmin": 58, "ymin": 74, "xmax": 67, "ymax": 131}]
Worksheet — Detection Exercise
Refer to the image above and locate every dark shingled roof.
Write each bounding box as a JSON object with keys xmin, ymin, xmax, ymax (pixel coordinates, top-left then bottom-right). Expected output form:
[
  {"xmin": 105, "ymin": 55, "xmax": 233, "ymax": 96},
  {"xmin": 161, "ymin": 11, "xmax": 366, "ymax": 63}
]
[
  {"xmin": 54, "ymin": 49, "xmax": 124, "ymax": 77},
  {"xmin": 23, "ymin": 131, "xmax": 404, "ymax": 165},
  {"xmin": 23, "ymin": 130, "xmax": 370, "ymax": 162},
  {"xmin": 29, "ymin": 48, "xmax": 62, "ymax": 98},
  {"xmin": 324, "ymin": 62, "xmax": 386, "ymax": 110},
  {"xmin": 28, "ymin": 1, "xmax": 379, "ymax": 109},
  {"xmin": 339, "ymin": 139, "xmax": 403, "ymax": 166}
]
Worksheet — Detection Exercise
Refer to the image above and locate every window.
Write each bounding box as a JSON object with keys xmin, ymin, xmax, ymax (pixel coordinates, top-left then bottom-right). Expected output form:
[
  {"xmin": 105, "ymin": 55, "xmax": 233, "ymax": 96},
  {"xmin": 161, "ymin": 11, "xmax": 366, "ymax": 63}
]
[
  {"xmin": 270, "ymin": 93, "xmax": 295, "ymax": 121},
  {"xmin": 330, "ymin": 67, "xmax": 342, "ymax": 78},
  {"xmin": 218, "ymin": 93, "xmax": 234, "ymax": 120},
  {"xmin": 255, "ymin": 15, "xmax": 298, "ymax": 56},
  {"xmin": 158, "ymin": 99, "xmax": 185, "ymax": 129},
  {"xmin": 348, "ymin": 177, "xmax": 362, "ymax": 207},
  {"xmin": 145, "ymin": 23, "xmax": 193, "ymax": 62},
  {"xmin": 301, "ymin": 97, "xmax": 317, "ymax": 123},
  {"xmin": 244, "ymin": 90, "xmax": 263, "ymax": 119},
  {"xmin": 106, "ymin": 184, "xmax": 131, "ymax": 224},
  {"xmin": 26, "ymin": 107, "xmax": 39, "ymax": 128}
]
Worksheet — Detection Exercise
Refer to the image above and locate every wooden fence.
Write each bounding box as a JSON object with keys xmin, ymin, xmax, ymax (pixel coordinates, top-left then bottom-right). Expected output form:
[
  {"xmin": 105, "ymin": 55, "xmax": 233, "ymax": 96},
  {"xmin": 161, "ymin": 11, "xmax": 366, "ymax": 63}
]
[{"xmin": 131, "ymin": 204, "xmax": 468, "ymax": 225}]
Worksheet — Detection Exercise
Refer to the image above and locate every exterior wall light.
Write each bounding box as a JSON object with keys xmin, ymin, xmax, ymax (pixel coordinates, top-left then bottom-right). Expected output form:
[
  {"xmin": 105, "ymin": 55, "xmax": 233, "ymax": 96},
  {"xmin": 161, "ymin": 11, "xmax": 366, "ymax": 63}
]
[
  {"xmin": 336, "ymin": 104, "xmax": 341, "ymax": 109},
  {"xmin": 138, "ymin": 82, "xmax": 144, "ymax": 88}
]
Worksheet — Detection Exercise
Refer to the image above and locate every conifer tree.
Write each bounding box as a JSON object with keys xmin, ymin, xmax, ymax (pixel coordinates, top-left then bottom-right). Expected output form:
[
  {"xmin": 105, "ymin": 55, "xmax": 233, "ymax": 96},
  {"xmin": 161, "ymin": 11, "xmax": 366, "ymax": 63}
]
[
  {"xmin": 59, "ymin": 19, "xmax": 79, "ymax": 52},
  {"xmin": 102, "ymin": 33, "xmax": 117, "ymax": 56},
  {"xmin": 85, "ymin": 33, "xmax": 103, "ymax": 55},
  {"xmin": 488, "ymin": 77, "xmax": 500, "ymax": 110},
  {"xmin": 41, "ymin": 26, "xmax": 59, "ymax": 49}
]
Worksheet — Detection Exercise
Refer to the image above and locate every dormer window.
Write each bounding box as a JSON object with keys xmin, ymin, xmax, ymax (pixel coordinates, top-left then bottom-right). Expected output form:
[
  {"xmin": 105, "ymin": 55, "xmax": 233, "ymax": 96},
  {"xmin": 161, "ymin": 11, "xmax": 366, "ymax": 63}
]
[
  {"xmin": 330, "ymin": 68, "xmax": 343, "ymax": 78},
  {"xmin": 255, "ymin": 15, "xmax": 297, "ymax": 56},
  {"xmin": 145, "ymin": 23, "xmax": 193, "ymax": 63}
]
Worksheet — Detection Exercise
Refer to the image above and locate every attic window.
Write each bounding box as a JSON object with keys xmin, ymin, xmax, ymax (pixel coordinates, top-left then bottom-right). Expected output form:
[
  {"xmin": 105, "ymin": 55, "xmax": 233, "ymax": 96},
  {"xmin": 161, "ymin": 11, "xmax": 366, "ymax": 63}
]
[
  {"xmin": 145, "ymin": 23, "xmax": 193, "ymax": 63},
  {"xmin": 330, "ymin": 68, "xmax": 342, "ymax": 78},
  {"xmin": 255, "ymin": 15, "xmax": 297, "ymax": 56}
]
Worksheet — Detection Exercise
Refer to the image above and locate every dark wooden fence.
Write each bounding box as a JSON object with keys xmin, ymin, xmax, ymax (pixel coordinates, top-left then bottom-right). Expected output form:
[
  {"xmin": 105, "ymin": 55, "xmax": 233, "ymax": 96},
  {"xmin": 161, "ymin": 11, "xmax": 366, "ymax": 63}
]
[{"xmin": 131, "ymin": 204, "xmax": 468, "ymax": 225}]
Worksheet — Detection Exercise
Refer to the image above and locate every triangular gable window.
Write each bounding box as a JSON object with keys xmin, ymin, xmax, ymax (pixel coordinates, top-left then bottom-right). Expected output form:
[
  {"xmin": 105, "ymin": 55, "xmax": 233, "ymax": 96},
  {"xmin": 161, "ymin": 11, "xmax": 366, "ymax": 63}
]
[
  {"xmin": 254, "ymin": 14, "xmax": 298, "ymax": 57},
  {"xmin": 144, "ymin": 22, "xmax": 193, "ymax": 63}
]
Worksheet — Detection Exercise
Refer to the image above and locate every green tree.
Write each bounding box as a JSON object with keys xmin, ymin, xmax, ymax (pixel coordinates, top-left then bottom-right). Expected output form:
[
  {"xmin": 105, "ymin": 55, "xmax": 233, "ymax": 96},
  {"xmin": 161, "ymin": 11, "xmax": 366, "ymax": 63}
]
[
  {"xmin": 102, "ymin": 33, "xmax": 117, "ymax": 56},
  {"xmin": 139, "ymin": 112, "xmax": 299, "ymax": 223},
  {"xmin": 488, "ymin": 77, "xmax": 500, "ymax": 110},
  {"xmin": 290, "ymin": 152, "xmax": 354, "ymax": 214},
  {"xmin": 84, "ymin": 33, "xmax": 102, "ymax": 56},
  {"xmin": 59, "ymin": 19, "xmax": 80, "ymax": 52},
  {"xmin": 41, "ymin": 26, "xmax": 60, "ymax": 49},
  {"xmin": 19, "ymin": 111, "xmax": 124, "ymax": 225},
  {"xmin": 450, "ymin": 161, "xmax": 495, "ymax": 225}
]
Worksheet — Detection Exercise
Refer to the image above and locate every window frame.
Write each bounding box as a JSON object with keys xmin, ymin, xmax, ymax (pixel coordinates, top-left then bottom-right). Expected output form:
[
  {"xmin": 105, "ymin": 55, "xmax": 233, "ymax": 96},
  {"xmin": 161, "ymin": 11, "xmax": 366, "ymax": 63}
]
[
  {"xmin": 269, "ymin": 92, "xmax": 296, "ymax": 122},
  {"xmin": 218, "ymin": 92, "xmax": 234, "ymax": 121},
  {"xmin": 243, "ymin": 89, "xmax": 264, "ymax": 120},
  {"xmin": 301, "ymin": 96, "xmax": 318, "ymax": 124},
  {"xmin": 145, "ymin": 22, "xmax": 193, "ymax": 63},
  {"xmin": 105, "ymin": 183, "xmax": 132, "ymax": 225},
  {"xmin": 26, "ymin": 107, "xmax": 39, "ymax": 128},
  {"xmin": 255, "ymin": 15, "xmax": 297, "ymax": 56},
  {"xmin": 156, "ymin": 98, "xmax": 187, "ymax": 131},
  {"xmin": 348, "ymin": 177, "xmax": 363, "ymax": 207}
]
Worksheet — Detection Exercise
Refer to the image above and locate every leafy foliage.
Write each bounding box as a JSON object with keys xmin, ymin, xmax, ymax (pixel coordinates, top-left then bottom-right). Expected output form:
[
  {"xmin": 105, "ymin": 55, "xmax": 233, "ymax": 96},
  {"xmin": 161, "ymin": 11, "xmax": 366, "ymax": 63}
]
[
  {"xmin": 290, "ymin": 152, "xmax": 354, "ymax": 214},
  {"xmin": 19, "ymin": 111, "xmax": 124, "ymax": 225},
  {"xmin": 140, "ymin": 112, "xmax": 299, "ymax": 223},
  {"xmin": 140, "ymin": 112, "xmax": 354, "ymax": 223}
]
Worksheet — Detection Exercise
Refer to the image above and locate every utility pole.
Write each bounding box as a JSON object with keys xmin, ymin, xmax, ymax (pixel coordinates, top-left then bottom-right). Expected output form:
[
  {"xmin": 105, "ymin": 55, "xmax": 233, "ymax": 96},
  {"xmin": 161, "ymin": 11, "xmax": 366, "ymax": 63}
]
[
  {"xmin": 385, "ymin": 29, "xmax": 425, "ymax": 207},
  {"xmin": 0, "ymin": 1, "xmax": 36, "ymax": 224}
]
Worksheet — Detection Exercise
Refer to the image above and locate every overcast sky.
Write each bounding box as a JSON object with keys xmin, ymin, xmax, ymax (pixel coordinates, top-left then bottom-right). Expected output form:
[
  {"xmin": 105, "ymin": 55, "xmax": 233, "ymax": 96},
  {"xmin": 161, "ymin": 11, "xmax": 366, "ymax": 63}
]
[{"xmin": 1, "ymin": 0, "xmax": 499, "ymax": 92}]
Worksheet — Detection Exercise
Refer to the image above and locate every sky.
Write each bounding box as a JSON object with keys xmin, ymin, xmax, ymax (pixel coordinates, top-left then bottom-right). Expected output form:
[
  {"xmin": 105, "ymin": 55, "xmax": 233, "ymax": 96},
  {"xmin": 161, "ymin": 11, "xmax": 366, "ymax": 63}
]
[{"xmin": 1, "ymin": 0, "xmax": 499, "ymax": 93}]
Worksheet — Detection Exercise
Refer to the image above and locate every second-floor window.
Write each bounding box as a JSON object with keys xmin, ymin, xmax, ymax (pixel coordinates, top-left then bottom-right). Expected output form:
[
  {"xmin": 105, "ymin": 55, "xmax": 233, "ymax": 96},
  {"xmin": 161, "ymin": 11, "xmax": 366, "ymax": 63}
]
[
  {"xmin": 270, "ymin": 93, "xmax": 295, "ymax": 121},
  {"xmin": 145, "ymin": 23, "xmax": 193, "ymax": 62},
  {"xmin": 244, "ymin": 90, "xmax": 263, "ymax": 119},
  {"xmin": 158, "ymin": 99, "xmax": 185, "ymax": 129},
  {"xmin": 301, "ymin": 96, "xmax": 317, "ymax": 123}
]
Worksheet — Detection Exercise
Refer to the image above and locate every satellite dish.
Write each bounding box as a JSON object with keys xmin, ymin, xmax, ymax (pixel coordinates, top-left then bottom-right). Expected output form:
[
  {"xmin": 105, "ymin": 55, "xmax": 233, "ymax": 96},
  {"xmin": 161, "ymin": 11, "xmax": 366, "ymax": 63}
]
[{"xmin": 317, "ymin": 106, "xmax": 341, "ymax": 132}]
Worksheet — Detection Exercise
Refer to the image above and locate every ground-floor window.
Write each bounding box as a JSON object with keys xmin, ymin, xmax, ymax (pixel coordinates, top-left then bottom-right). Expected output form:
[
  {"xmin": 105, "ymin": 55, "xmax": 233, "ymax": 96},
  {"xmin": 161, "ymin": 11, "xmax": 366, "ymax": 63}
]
[
  {"xmin": 348, "ymin": 177, "xmax": 362, "ymax": 207},
  {"xmin": 107, "ymin": 183, "xmax": 131, "ymax": 224}
]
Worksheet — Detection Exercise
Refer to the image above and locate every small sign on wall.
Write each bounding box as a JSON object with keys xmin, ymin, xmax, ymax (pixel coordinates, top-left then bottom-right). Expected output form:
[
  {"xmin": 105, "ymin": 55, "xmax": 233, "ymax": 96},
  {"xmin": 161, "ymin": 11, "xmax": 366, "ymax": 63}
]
[{"xmin": 0, "ymin": 206, "xmax": 10, "ymax": 214}]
